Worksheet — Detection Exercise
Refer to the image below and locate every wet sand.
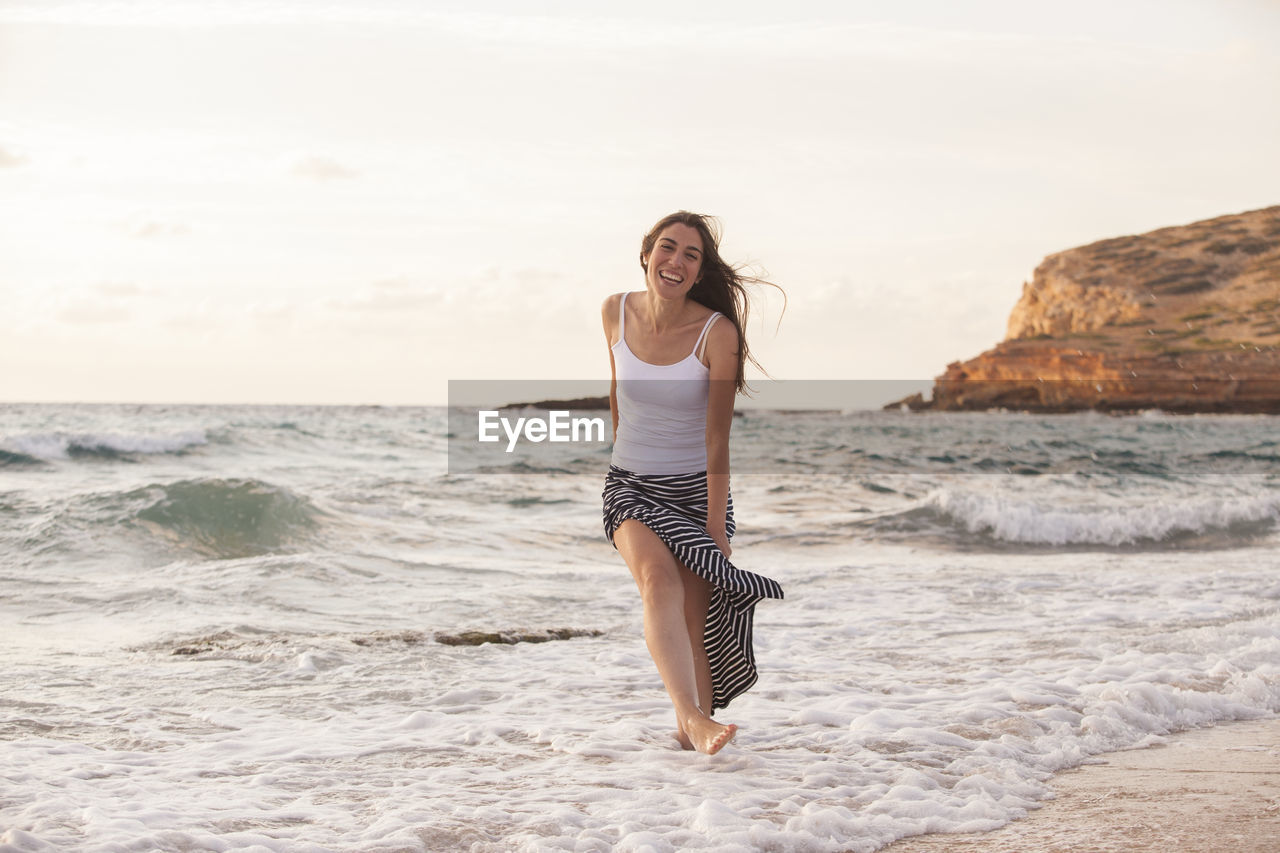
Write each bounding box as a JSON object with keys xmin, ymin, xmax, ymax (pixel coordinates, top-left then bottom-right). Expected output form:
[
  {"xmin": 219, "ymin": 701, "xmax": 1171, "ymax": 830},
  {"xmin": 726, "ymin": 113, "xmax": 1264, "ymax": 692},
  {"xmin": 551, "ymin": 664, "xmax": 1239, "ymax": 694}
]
[{"xmin": 883, "ymin": 718, "xmax": 1280, "ymax": 853}]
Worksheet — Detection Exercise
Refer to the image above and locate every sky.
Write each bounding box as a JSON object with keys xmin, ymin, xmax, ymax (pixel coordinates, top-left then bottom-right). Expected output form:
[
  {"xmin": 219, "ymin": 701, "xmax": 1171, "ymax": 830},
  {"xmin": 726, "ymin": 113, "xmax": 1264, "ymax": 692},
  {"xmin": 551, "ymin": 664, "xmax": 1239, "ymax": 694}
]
[{"xmin": 2, "ymin": 0, "xmax": 1278, "ymax": 405}]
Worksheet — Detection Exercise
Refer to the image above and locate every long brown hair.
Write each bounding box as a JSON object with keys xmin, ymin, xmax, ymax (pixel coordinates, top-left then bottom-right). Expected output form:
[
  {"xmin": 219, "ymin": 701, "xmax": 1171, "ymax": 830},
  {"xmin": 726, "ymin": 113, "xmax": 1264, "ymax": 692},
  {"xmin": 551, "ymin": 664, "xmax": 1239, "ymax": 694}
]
[{"xmin": 639, "ymin": 210, "xmax": 784, "ymax": 393}]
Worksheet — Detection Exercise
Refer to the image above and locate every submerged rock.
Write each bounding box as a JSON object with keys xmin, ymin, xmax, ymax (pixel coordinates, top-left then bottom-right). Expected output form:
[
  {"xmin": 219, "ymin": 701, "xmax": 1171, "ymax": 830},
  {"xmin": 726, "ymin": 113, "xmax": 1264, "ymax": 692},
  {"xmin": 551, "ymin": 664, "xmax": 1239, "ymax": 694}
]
[{"xmin": 433, "ymin": 628, "xmax": 604, "ymax": 646}]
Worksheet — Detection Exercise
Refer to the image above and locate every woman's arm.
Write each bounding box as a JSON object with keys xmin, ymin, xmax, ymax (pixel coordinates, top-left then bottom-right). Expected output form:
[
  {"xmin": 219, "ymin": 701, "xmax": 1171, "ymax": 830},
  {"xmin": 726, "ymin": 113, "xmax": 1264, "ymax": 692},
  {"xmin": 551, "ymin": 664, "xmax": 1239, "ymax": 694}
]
[
  {"xmin": 602, "ymin": 294, "xmax": 620, "ymax": 441},
  {"xmin": 703, "ymin": 318, "xmax": 738, "ymax": 557}
]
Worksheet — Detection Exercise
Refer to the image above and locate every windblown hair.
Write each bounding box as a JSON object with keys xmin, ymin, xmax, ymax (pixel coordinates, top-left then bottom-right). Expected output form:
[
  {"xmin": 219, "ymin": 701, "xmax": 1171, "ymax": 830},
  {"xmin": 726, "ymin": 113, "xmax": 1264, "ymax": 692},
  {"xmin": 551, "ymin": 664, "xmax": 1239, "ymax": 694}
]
[{"xmin": 639, "ymin": 210, "xmax": 784, "ymax": 393}]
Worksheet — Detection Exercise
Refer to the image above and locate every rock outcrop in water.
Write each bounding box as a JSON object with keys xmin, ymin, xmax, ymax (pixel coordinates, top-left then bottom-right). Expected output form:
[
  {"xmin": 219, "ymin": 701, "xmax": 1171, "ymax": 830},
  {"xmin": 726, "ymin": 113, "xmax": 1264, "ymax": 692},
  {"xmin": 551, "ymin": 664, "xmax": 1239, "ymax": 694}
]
[{"xmin": 899, "ymin": 206, "xmax": 1280, "ymax": 413}]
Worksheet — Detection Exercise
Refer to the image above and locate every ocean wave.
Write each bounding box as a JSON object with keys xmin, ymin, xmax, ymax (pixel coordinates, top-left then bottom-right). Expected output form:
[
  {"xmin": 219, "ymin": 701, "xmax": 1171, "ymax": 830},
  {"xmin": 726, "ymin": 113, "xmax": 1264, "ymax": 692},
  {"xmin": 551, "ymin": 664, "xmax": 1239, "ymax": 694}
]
[
  {"xmin": 1, "ymin": 429, "xmax": 208, "ymax": 461},
  {"xmin": 0, "ymin": 448, "xmax": 46, "ymax": 468},
  {"xmin": 126, "ymin": 477, "xmax": 323, "ymax": 558},
  {"xmin": 910, "ymin": 488, "xmax": 1280, "ymax": 548},
  {"xmin": 504, "ymin": 495, "xmax": 572, "ymax": 508}
]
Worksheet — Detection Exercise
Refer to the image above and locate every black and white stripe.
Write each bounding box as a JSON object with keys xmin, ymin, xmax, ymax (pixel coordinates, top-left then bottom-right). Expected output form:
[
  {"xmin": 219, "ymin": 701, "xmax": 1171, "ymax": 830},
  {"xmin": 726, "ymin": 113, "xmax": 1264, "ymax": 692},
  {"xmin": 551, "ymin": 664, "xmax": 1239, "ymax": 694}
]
[{"xmin": 602, "ymin": 464, "xmax": 784, "ymax": 711}]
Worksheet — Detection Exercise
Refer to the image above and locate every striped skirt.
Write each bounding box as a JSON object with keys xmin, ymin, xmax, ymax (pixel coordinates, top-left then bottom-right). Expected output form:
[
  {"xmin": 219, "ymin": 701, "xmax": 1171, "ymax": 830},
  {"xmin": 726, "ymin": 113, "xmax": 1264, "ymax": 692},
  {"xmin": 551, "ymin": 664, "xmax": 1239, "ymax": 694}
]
[{"xmin": 602, "ymin": 465, "xmax": 784, "ymax": 711}]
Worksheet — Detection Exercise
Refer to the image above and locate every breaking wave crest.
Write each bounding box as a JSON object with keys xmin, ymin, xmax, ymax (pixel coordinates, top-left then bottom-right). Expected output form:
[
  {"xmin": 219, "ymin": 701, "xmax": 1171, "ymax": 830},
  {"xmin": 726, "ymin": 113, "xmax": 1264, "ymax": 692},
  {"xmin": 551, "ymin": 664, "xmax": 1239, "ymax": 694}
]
[
  {"xmin": 0, "ymin": 448, "xmax": 46, "ymax": 468},
  {"xmin": 872, "ymin": 488, "xmax": 1280, "ymax": 549},
  {"xmin": 2, "ymin": 430, "xmax": 209, "ymax": 461}
]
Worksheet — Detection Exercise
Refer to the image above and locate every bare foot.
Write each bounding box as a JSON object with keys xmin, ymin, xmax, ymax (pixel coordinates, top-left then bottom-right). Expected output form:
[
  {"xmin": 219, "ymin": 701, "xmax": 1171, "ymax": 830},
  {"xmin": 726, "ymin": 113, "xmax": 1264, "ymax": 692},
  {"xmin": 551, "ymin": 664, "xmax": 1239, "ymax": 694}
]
[
  {"xmin": 705, "ymin": 723, "xmax": 737, "ymax": 755},
  {"xmin": 684, "ymin": 717, "xmax": 738, "ymax": 755},
  {"xmin": 674, "ymin": 729, "xmax": 695, "ymax": 751}
]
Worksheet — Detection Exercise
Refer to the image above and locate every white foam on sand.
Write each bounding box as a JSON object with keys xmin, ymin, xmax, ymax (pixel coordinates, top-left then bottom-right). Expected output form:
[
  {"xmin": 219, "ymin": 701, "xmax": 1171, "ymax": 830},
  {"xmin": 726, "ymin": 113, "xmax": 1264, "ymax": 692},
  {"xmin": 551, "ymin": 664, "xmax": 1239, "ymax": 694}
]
[
  {"xmin": 3, "ymin": 542, "xmax": 1279, "ymax": 852},
  {"xmin": 881, "ymin": 717, "xmax": 1280, "ymax": 852}
]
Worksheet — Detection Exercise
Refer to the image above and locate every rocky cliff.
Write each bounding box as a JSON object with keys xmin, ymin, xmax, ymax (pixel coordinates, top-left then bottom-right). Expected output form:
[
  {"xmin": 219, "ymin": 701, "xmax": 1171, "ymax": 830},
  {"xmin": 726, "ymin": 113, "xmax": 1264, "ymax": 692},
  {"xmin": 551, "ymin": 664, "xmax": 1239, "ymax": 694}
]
[{"xmin": 903, "ymin": 206, "xmax": 1280, "ymax": 413}]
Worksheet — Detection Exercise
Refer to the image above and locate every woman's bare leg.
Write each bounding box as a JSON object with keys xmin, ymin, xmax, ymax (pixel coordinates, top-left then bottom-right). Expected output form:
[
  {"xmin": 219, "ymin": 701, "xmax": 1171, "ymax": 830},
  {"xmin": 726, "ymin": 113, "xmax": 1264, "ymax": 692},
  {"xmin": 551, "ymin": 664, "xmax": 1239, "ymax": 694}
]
[
  {"xmin": 678, "ymin": 570, "xmax": 713, "ymax": 749},
  {"xmin": 614, "ymin": 519, "xmax": 737, "ymax": 754}
]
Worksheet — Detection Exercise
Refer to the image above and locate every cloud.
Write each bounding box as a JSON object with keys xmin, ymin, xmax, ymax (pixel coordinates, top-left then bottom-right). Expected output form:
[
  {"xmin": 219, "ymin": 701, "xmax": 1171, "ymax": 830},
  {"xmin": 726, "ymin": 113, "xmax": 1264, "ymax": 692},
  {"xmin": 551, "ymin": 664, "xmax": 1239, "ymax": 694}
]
[
  {"xmin": 131, "ymin": 221, "xmax": 191, "ymax": 238},
  {"xmin": 0, "ymin": 145, "xmax": 28, "ymax": 168},
  {"xmin": 48, "ymin": 281, "xmax": 149, "ymax": 325},
  {"xmin": 114, "ymin": 211, "xmax": 191, "ymax": 239},
  {"xmin": 56, "ymin": 302, "xmax": 130, "ymax": 325},
  {"xmin": 247, "ymin": 301, "xmax": 297, "ymax": 322},
  {"xmin": 94, "ymin": 281, "xmax": 142, "ymax": 297},
  {"xmin": 329, "ymin": 278, "xmax": 440, "ymax": 313},
  {"xmin": 290, "ymin": 154, "xmax": 359, "ymax": 181}
]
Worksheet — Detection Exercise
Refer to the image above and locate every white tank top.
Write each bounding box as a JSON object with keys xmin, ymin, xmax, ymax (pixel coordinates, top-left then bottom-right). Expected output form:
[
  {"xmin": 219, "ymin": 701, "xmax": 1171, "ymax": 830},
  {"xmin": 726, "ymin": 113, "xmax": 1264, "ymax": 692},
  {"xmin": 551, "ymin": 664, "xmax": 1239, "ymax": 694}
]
[{"xmin": 611, "ymin": 292, "xmax": 723, "ymax": 475}]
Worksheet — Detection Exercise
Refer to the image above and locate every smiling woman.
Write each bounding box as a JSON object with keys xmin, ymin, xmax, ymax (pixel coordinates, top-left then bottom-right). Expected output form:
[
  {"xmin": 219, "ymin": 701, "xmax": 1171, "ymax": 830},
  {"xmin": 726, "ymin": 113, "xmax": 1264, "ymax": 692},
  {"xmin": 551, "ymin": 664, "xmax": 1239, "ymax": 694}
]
[{"xmin": 600, "ymin": 211, "xmax": 785, "ymax": 755}]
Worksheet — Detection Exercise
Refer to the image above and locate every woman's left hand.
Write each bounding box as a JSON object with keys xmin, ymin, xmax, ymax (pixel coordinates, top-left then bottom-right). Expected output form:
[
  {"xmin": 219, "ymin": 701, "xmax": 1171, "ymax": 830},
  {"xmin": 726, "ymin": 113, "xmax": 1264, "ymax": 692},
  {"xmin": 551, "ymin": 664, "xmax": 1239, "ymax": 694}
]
[{"xmin": 709, "ymin": 528, "xmax": 732, "ymax": 558}]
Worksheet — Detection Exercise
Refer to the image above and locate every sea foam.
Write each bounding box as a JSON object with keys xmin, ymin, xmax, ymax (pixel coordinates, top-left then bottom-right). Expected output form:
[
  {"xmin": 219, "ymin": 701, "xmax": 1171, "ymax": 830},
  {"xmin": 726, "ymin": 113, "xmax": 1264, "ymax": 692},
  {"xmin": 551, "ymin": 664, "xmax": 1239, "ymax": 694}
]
[
  {"xmin": 924, "ymin": 486, "xmax": 1280, "ymax": 546},
  {"xmin": 0, "ymin": 429, "xmax": 208, "ymax": 460},
  {"xmin": 4, "ymin": 404, "xmax": 1280, "ymax": 852}
]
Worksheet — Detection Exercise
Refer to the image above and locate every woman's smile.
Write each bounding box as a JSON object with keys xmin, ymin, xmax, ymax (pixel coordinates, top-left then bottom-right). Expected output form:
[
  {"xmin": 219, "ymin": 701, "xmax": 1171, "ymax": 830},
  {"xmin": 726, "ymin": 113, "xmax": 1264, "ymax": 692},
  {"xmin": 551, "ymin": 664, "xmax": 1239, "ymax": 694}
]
[{"xmin": 645, "ymin": 222, "xmax": 704, "ymax": 296}]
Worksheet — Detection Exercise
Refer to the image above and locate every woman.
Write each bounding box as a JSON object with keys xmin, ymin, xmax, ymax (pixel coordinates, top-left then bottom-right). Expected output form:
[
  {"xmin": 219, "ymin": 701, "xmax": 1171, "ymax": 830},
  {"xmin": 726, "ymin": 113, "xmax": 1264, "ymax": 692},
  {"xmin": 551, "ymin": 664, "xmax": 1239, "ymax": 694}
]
[{"xmin": 601, "ymin": 211, "xmax": 784, "ymax": 754}]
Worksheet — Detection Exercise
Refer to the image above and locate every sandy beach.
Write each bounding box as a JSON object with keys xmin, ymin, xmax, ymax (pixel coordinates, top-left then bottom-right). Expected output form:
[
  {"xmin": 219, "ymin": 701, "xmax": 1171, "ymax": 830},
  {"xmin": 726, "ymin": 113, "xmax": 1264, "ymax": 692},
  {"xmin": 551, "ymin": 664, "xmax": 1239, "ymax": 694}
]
[{"xmin": 884, "ymin": 717, "xmax": 1280, "ymax": 853}]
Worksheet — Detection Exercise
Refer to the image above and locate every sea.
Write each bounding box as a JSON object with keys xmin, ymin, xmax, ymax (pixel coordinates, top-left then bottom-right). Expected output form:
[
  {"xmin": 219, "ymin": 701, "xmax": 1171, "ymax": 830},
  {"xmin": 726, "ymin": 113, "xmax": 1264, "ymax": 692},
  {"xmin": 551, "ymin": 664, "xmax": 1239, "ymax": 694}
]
[{"xmin": 2, "ymin": 402, "xmax": 1278, "ymax": 852}]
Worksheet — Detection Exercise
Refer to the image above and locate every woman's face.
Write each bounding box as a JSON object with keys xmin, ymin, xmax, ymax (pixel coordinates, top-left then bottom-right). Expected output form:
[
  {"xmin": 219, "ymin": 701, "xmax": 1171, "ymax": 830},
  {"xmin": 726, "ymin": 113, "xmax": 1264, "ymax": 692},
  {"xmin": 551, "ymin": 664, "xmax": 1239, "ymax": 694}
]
[{"xmin": 644, "ymin": 223, "xmax": 704, "ymax": 299}]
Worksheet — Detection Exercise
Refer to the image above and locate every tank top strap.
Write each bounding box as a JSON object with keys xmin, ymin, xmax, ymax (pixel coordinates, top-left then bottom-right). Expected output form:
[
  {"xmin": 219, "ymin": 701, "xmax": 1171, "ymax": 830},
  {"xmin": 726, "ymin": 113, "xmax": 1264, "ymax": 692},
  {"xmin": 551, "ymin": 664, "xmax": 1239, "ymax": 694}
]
[
  {"xmin": 692, "ymin": 312, "xmax": 722, "ymax": 360},
  {"xmin": 617, "ymin": 292, "xmax": 628, "ymax": 344}
]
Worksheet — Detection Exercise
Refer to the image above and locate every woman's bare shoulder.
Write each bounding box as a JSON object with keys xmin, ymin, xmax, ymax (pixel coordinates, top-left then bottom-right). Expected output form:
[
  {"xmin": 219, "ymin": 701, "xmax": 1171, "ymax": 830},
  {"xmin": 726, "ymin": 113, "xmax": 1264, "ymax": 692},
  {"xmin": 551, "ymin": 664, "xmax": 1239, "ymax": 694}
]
[
  {"xmin": 602, "ymin": 292, "xmax": 630, "ymax": 343},
  {"xmin": 706, "ymin": 311, "xmax": 738, "ymax": 349},
  {"xmin": 601, "ymin": 292, "xmax": 623, "ymax": 315}
]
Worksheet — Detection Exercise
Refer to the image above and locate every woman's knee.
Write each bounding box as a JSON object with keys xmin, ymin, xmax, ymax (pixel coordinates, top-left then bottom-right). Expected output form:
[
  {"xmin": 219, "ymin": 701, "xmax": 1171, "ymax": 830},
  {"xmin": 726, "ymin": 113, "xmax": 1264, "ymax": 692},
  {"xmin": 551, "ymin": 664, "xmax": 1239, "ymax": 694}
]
[
  {"xmin": 616, "ymin": 523, "xmax": 681, "ymax": 596},
  {"xmin": 631, "ymin": 558, "xmax": 684, "ymax": 605}
]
